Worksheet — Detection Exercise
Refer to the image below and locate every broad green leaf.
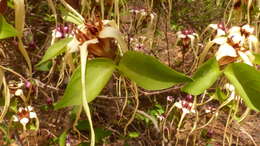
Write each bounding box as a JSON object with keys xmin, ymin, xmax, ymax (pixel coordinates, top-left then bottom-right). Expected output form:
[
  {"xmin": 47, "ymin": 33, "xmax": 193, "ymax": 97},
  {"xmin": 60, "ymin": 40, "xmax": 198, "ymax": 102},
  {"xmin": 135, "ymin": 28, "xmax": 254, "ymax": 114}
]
[
  {"xmin": 224, "ymin": 63, "xmax": 260, "ymax": 111},
  {"xmin": 0, "ymin": 15, "xmax": 17, "ymax": 39},
  {"xmin": 182, "ymin": 58, "xmax": 221, "ymax": 95},
  {"xmin": 118, "ymin": 51, "xmax": 192, "ymax": 90},
  {"xmin": 253, "ymin": 53, "xmax": 260, "ymax": 65},
  {"xmin": 36, "ymin": 37, "xmax": 72, "ymax": 66},
  {"xmin": 54, "ymin": 58, "xmax": 115, "ymax": 109}
]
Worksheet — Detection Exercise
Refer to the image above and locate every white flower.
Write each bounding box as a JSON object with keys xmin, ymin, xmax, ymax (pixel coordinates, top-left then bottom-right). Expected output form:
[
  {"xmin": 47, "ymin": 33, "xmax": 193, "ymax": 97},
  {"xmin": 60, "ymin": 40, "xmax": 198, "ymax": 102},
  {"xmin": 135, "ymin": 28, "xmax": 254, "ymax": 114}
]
[
  {"xmin": 215, "ymin": 43, "xmax": 237, "ymax": 60},
  {"xmin": 224, "ymin": 83, "xmax": 235, "ymax": 92},
  {"xmin": 167, "ymin": 96, "xmax": 173, "ymax": 102},
  {"xmin": 212, "ymin": 29, "xmax": 255, "ymax": 65},
  {"xmin": 17, "ymin": 81, "xmax": 24, "ymax": 88},
  {"xmin": 205, "ymin": 106, "xmax": 215, "ymax": 113},
  {"xmin": 228, "ymin": 33, "xmax": 244, "ymax": 47},
  {"xmin": 157, "ymin": 115, "xmax": 165, "ymax": 121},
  {"xmin": 224, "ymin": 83, "xmax": 236, "ymax": 100},
  {"xmin": 15, "ymin": 89, "xmax": 23, "ymax": 96},
  {"xmin": 209, "ymin": 23, "xmax": 226, "ymax": 36},
  {"xmin": 241, "ymin": 24, "xmax": 254, "ymax": 35},
  {"xmin": 228, "ymin": 26, "xmax": 241, "ymax": 35},
  {"xmin": 174, "ymin": 100, "xmax": 195, "ymax": 114},
  {"xmin": 67, "ymin": 37, "xmax": 81, "ymax": 53},
  {"xmin": 20, "ymin": 118, "xmax": 29, "ymax": 127},
  {"xmin": 177, "ymin": 29, "xmax": 198, "ymax": 40},
  {"xmin": 13, "ymin": 106, "xmax": 37, "ymax": 130}
]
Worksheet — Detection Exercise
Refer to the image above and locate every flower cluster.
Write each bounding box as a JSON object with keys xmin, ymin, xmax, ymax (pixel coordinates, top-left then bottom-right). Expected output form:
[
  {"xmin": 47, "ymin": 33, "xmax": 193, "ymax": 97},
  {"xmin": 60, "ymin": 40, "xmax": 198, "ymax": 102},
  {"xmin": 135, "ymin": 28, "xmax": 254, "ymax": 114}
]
[
  {"xmin": 129, "ymin": 36, "xmax": 146, "ymax": 51},
  {"xmin": 9, "ymin": 80, "xmax": 32, "ymax": 98},
  {"xmin": 177, "ymin": 29, "xmax": 198, "ymax": 48},
  {"xmin": 129, "ymin": 8, "xmax": 156, "ymax": 22},
  {"xmin": 204, "ymin": 106, "xmax": 216, "ymax": 113},
  {"xmin": 12, "ymin": 106, "xmax": 37, "ymax": 130},
  {"xmin": 209, "ymin": 24, "xmax": 258, "ymax": 65},
  {"xmin": 174, "ymin": 95, "xmax": 195, "ymax": 114},
  {"xmin": 52, "ymin": 24, "xmax": 74, "ymax": 39},
  {"xmin": 130, "ymin": 8, "xmax": 147, "ymax": 16}
]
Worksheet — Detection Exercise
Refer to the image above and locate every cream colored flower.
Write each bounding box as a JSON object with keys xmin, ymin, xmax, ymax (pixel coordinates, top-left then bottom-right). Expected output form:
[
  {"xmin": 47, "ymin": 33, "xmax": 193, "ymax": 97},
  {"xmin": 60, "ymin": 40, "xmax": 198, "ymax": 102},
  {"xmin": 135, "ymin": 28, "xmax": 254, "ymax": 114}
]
[
  {"xmin": 211, "ymin": 25, "xmax": 257, "ymax": 66},
  {"xmin": 15, "ymin": 89, "xmax": 23, "ymax": 96},
  {"xmin": 209, "ymin": 23, "xmax": 226, "ymax": 36},
  {"xmin": 12, "ymin": 106, "xmax": 37, "ymax": 130},
  {"xmin": 174, "ymin": 100, "xmax": 195, "ymax": 114}
]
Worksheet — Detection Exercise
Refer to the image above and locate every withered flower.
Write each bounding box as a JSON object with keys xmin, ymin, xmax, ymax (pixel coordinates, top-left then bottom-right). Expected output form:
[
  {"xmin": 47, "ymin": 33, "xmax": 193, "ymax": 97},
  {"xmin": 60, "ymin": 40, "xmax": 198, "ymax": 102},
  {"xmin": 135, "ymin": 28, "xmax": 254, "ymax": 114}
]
[{"xmin": 67, "ymin": 16, "xmax": 127, "ymax": 58}]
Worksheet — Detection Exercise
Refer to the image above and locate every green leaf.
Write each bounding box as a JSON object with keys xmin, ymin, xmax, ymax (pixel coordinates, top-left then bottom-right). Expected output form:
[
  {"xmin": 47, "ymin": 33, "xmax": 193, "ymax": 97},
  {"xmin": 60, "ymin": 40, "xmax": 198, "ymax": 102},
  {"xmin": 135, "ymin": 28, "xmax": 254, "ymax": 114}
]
[
  {"xmin": 36, "ymin": 37, "xmax": 72, "ymax": 66},
  {"xmin": 128, "ymin": 132, "xmax": 140, "ymax": 138},
  {"xmin": 214, "ymin": 88, "xmax": 228, "ymax": 103},
  {"xmin": 253, "ymin": 53, "xmax": 260, "ymax": 65},
  {"xmin": 224, "ymin": 63, "xmax": 260, "ymax": 111},
  {"xmin": 60, "ymin": 6, "xmax": 83, "ymax": 25},
  {"xmin": 35, "ymin": 60, "xmax": 52, "ymax": 71},
  {"xmin": 0, "ymin": 15, "xmax": 17, "ymax": 39},
  {"xmin": 76, "ymin": 120, "xmax": 112, "ymax": 143},
  {"xmin": 182, "ymin": 58, "xmax": 221, "ymax": 95},
  {"xmin": 118, "ymin": 51, "xmax": 192, "ymax": 90},
  {"xmin": 95, "ymin": 128, "xmax": 112, "ymax": 143},
  {"xmin": 58, "ymin": 131, "xmax": 67, "ymax": 146},
  {"xmin": 54, "ymin": 58, "xmax": 115, "ymax": 109}
]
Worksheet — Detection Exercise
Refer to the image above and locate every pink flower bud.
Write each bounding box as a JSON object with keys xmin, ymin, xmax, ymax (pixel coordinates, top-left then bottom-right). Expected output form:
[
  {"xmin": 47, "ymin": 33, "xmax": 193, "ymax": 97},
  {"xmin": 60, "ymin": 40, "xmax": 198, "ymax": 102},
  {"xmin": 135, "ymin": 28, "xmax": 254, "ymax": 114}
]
[{"xmin": 25, "ymin": 81, "xmax": 31, "ymax": 88}]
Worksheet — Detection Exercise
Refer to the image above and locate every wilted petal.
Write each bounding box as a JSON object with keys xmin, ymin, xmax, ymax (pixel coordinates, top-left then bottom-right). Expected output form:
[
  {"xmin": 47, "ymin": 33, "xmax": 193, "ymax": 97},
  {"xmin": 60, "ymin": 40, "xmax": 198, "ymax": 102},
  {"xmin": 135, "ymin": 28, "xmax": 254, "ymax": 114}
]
[
  {"xmin": 216, "ymin": 43, "xmax": 237, "ymax": 60},
  {"xmin": 212, "ymin": 37, "xmax": 227, "ymax": 44},
  {"xmin": 79, "ymin": 39, "xmax": 99, "ymax": 50},
  {"xmin": 99, "ymin": 27, "xmax": 128, "ymax": 53},
  {"xmin": 238, "ymin": 51, "xmax": 253, "ymax": 66}
]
